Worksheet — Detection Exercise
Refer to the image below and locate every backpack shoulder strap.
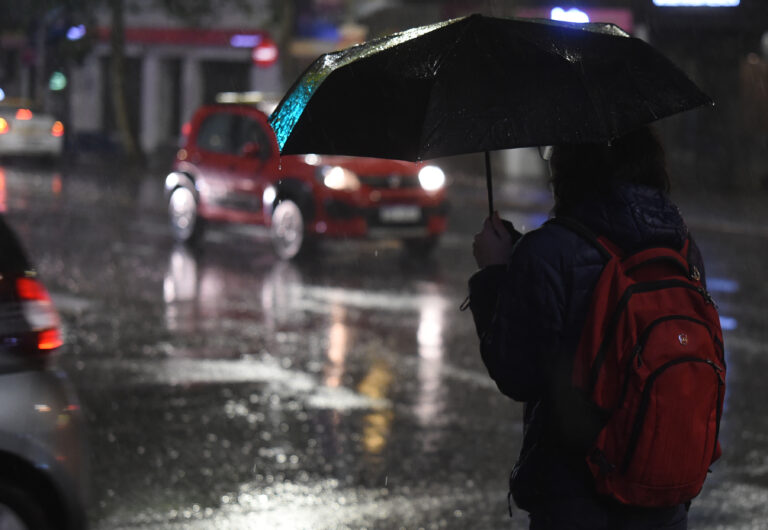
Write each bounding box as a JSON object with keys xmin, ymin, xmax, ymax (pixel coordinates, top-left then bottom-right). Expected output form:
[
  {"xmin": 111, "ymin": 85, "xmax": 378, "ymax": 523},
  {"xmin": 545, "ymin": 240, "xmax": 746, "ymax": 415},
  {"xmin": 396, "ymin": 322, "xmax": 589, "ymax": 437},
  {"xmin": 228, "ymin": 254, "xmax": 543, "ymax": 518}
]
[{"xmin": 547, "ymin": 216, "xmax": 614, "ymax": 261}]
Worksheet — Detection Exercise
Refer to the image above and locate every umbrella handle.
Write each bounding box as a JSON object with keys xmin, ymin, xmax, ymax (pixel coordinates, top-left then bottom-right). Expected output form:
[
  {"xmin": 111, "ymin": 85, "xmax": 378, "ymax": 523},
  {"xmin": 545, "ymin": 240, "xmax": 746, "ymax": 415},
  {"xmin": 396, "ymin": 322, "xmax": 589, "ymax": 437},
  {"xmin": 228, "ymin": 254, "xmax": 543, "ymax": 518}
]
[{"xmin": 485, "ymin": 151, "xmax": 493, "ymax": 217}]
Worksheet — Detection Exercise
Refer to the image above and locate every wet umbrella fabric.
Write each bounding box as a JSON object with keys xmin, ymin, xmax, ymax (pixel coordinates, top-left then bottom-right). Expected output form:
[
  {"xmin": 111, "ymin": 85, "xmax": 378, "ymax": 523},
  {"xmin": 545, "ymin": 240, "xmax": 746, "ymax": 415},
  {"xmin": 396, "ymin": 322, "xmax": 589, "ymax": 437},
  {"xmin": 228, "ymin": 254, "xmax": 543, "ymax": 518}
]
[{"xmin": 269, "ymin": 14, "xmax": 712, "ymax": 211}]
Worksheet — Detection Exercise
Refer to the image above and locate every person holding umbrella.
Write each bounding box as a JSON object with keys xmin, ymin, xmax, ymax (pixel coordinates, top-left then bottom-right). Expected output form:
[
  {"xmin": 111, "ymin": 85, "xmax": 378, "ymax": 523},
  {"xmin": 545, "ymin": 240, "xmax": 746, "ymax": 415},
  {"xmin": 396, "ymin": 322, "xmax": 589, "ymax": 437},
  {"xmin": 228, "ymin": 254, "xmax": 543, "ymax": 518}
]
[
  {"xmin": 468, "ymin": 125, "xmax": 722, "ymax": 529},
  {"xmin": 268, "ymin": 15, "xmax": 723, "ymax": 527}
]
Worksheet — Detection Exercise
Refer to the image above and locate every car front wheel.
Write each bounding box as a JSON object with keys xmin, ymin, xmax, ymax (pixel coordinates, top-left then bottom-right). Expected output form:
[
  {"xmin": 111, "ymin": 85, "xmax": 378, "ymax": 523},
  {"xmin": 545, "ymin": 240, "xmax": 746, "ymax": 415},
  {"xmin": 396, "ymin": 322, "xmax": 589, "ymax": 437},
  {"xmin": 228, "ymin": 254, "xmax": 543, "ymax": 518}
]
[
  {"xmin": 270, "ymin": 199, "xmax": 308, "ymax": 260},
  {"xmin": 168, "ymin": 186, "xmax": 204, "ymax": 244}
]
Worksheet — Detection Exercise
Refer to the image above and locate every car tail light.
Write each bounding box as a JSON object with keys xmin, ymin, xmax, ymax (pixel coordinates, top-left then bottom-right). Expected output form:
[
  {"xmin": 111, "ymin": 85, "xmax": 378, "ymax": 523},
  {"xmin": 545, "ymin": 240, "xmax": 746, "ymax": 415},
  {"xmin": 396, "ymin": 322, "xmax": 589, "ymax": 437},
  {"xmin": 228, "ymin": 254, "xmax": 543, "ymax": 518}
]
[
  {"xmin": 181, "ymin": 121, "xmax": 191, "ymax": 137},
  {"xmin": 0, "ymin": 118, "xmax": 8, "ymax": 134},
  {"xmin": 16, "ymin": 277, "xmax": 63, "ymax": 352},
  {"xmin": 15, "ymin": 109, "xmax": 33, "ymax": 120},
  {"xmin": 51, "ymin": 121, "xmax": 64, "ymax": 137}
]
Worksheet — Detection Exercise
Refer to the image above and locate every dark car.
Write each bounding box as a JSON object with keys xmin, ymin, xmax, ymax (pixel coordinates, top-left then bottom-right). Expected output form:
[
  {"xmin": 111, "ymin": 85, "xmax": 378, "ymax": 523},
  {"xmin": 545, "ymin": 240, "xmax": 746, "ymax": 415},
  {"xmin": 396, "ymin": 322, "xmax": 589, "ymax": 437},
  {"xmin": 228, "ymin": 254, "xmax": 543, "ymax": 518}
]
[
  {"xmin": 0, "ymin": 215, "xmax": 87, "ymax": 529},
  {"xmin": 164, "ymin": 103, "xmax": 449, "ymax": 259}
]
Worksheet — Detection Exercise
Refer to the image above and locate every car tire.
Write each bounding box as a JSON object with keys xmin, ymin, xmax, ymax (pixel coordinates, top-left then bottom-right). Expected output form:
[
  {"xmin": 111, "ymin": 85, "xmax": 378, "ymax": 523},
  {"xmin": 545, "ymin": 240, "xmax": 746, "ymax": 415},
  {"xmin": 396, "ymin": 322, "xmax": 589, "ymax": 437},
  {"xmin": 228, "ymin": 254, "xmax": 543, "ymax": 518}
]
[
  {"xmin": 169, "ymin": 186, "xmax": 205, "ymax": 244},
  {"xmin": 402, "ymin": 236, "xmax": 439, "ymax": 258},
  {"xmin": 0, "ymin": 479, "xmax": 54, "ymax": 530},
  {"xmin": 271, "ymin": 199, "xmax": 310, "ymax": 260}
]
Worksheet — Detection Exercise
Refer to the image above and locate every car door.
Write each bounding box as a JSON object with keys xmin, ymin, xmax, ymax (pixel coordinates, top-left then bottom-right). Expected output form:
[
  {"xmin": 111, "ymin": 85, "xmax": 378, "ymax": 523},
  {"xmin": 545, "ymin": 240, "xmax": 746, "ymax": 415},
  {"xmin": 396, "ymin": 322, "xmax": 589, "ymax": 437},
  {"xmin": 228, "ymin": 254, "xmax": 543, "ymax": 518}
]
[
  {"xmin": 188, "ymin": 109, "xmax": 241, "ymax": 216},
  {"xmin": 229, "ymin": 111, "xmax": 280, "ymax": 221}
]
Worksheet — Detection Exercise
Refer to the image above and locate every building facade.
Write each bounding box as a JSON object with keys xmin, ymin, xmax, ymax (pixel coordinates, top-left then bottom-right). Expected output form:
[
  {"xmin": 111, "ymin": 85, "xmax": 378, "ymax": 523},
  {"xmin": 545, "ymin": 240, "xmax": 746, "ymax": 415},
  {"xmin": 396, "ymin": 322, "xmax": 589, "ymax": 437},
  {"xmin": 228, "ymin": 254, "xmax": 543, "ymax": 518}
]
[{"xmin": 68, "ymin": 0, "xmax": 282, "ymax": 156}]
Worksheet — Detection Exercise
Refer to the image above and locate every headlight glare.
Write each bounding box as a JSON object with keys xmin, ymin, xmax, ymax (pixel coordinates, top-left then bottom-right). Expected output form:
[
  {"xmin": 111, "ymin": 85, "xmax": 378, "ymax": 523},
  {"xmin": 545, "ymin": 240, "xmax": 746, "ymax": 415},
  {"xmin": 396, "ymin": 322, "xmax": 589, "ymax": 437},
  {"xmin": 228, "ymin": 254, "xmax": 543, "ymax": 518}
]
[
  {"xmin": 418, "ymin": 165, "xmax": 445, "ymax": 191},
  {"xmin": 322, "ymin": 166, "xmax": 361, "ymax": 191},
  {"xmin": 263, "ymin": 185, "xmax": 276, "ymax": 206}
]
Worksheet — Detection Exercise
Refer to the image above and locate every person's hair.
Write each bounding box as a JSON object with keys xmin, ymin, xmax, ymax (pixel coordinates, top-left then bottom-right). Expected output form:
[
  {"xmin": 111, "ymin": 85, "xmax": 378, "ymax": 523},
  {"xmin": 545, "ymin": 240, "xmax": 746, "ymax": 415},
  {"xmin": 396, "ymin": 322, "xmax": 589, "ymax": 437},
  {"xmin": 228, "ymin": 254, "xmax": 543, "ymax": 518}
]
[{"xmin": 549, "ymin": 125, "xmax": 670, "ymax": 215}]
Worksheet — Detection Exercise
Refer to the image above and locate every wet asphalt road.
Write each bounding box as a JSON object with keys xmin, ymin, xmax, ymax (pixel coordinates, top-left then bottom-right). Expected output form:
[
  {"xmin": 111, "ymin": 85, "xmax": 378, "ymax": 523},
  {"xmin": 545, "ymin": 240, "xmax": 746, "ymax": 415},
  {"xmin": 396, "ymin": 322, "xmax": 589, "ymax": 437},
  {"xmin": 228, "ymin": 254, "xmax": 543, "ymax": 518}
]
[{"xmin": 0, "ymin": 159, "xmax": 766, "ymax": 529}]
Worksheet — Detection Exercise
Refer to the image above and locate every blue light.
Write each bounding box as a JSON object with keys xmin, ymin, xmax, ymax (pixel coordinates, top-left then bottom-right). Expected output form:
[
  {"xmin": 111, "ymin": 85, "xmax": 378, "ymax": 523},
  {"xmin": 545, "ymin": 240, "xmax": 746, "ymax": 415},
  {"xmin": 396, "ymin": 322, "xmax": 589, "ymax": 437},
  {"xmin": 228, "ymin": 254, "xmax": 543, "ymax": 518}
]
[
  {"xmin": 653, "ymin": 0, "xmax": 739, "ymax": 5},
  {"xmin": 719, "ymin": 316, "xmax": 737, "ymax": 331},
  {"xmin": 551, "ymin": 7, "xmax": 590, "ymax": 23},
  {"xmin": 706, "ymin": 277, "xmax": 740, "ymax": 294},
  {"xmin": 230, "ymin": 34, "xmax": 262, "ymax": 48},
  {"xmin": 66, "ymin": 24, "xmax": 86, "ymax": 41},
  {"xmin": 0, "ymin": 88, "xmax": 5, "ymax": 102}
]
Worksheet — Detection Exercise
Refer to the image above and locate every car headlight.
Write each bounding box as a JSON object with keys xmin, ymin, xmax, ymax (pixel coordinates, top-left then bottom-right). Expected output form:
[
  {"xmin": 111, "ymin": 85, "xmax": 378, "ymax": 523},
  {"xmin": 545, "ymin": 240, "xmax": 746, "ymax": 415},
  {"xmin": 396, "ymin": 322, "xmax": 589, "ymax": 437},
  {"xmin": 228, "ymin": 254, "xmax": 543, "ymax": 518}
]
[
  {"xmin": 418, "ymin": 165, "xmax": 445, "ymax": 191},
  {"xmin": 321, "ymin": 166, "xmax": 361, "ymax": 191},
  {"xmin": 263, "ymin": 185, "xmax": 276, "ymax": 212}
]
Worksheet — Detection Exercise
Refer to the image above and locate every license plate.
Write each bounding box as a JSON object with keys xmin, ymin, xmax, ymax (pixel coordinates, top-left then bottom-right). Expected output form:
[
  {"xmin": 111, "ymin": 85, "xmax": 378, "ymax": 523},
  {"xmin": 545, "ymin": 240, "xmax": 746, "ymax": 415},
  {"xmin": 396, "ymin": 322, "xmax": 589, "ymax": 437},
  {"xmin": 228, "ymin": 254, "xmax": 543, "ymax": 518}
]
[
  {"xmin": 17, "ymin": 125, "xmax": 44, "ymax": 137},
  {"xmin": 379, "ymin": 205, "xmax": 421, "ymax": 223}
]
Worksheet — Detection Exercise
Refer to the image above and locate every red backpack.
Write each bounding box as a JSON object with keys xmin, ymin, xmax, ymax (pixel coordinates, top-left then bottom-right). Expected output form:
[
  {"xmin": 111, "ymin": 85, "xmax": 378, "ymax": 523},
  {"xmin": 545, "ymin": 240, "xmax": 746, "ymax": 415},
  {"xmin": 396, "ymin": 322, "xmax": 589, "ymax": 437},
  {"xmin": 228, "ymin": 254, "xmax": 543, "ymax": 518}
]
[{"xmin": 557, "ymin": 217, "xmax": 725, "ymax": 507}]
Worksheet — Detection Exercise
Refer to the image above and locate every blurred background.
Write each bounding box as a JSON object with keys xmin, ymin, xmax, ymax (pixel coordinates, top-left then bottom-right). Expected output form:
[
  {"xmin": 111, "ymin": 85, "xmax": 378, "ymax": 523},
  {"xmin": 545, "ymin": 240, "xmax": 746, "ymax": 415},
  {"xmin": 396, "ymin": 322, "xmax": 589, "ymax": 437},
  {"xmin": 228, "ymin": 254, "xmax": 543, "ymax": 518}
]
[{"xmin": 0, "ymin": 0, "xmax": 766, "ymax": 189}]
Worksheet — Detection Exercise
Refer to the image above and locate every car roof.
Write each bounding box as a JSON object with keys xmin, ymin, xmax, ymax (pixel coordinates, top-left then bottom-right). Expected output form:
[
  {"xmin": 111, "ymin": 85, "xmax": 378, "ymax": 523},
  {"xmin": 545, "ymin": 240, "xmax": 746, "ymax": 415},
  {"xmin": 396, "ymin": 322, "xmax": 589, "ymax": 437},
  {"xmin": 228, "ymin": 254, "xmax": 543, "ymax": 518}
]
[{"xmin": 215, "ymin": 91, "xmax": 280, "ymax": 114}]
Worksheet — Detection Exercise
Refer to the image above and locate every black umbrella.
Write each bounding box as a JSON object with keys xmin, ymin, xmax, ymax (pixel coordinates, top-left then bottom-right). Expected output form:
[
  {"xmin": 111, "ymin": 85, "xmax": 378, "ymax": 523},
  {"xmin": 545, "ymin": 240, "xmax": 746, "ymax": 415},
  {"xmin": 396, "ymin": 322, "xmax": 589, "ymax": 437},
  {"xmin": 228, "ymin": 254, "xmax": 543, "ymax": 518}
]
[{"xmin": 269, "ymin": 14, "xmax": 712, "ymax": 215}]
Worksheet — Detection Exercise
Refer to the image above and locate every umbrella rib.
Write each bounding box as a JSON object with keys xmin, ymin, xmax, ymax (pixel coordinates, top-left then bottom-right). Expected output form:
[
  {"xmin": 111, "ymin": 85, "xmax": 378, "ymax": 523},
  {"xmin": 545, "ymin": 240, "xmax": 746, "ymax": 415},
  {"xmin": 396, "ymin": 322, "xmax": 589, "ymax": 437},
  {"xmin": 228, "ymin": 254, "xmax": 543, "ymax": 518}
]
[
  {"xmin": 417, "ymin": 17, "xmax": 477, "ymax": 156},
  {"xmin": 572, "ymin": 61, "xmax": 614, "ymax": 141}
]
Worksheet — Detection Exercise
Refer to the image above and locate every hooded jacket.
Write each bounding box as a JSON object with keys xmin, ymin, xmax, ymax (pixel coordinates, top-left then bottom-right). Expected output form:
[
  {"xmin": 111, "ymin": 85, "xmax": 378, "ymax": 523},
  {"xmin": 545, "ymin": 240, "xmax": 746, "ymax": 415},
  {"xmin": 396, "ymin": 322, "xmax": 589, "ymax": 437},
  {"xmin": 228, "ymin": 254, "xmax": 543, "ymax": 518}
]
[{"xmin": 468, "ymin": 184, "xmax": 704, "ymax": 511}]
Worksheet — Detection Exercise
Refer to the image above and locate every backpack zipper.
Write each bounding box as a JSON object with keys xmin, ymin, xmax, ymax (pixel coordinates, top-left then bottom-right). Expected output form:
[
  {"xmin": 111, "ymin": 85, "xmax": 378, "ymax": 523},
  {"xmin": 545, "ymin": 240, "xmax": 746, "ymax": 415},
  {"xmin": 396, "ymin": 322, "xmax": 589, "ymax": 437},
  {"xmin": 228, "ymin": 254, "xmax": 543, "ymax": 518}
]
[
  {"xmin": 615, "ymin": 315, "xmax": 715, "ymax": 411},
  {"xmin": 620, "ymin": 357, "xmax": 724, "ymax": 474},
  {"xmin": 588, "ymin": 279, "xmax": 716, "ymax": 395}
]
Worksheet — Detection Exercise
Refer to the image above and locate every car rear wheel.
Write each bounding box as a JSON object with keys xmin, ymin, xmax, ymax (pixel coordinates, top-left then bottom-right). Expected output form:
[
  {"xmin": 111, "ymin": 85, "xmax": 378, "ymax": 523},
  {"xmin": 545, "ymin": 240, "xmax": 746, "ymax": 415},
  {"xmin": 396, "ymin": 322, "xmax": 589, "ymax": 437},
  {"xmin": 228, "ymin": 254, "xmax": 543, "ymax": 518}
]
[
  {"xmin": 169, "ymin": 186, "xmax": 204, "ymax": 244},
  {"xmin": 271, "ymin": 199, "xmax": 308, "ymax": 260},
  {"xmin": 0, "ymin": 479, "xmax": 54, "ymax": 530}
]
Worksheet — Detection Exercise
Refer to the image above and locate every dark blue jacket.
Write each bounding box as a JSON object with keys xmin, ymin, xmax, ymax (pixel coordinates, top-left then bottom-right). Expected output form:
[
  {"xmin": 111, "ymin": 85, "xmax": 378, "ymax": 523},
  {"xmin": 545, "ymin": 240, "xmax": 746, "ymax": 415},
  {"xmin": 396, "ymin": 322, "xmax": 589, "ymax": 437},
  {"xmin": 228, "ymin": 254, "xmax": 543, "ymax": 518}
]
[{"xmin": 468, "ymin": 184, "xmax": 704, "ymax": 512}]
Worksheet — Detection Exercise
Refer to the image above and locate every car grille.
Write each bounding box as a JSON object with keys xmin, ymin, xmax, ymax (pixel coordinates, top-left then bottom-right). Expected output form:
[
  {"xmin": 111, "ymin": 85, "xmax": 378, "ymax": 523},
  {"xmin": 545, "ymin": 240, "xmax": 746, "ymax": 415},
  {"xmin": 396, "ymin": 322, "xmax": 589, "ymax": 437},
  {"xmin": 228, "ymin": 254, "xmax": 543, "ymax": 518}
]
[
  {"xmin": 324, "ymin": 199, "xmax": 360, "ymax": 219},
  {"xmin": 324, "ymin": 200, "xmax": 448, "ymax": 222},
  {"xmin": 213, "ymin": 193, "xmax": 262, "ymax": 213},
  {"xmin": 360, "ymin": 174, "xmax": 420, "ymax": 190}
]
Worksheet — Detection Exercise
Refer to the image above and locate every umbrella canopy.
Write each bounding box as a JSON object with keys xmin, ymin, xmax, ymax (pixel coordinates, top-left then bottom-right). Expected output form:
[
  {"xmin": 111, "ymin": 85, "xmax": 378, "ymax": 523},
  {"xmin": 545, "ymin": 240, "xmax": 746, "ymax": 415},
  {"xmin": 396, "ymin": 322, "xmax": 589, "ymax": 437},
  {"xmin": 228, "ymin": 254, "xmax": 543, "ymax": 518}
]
[
  {"xmin": 269, "ymin": 14, "xmax": 712, "ymax": 214},
  {"xmin": 270, "ymin": 14, "xmax": 711, "ymax": 161}
]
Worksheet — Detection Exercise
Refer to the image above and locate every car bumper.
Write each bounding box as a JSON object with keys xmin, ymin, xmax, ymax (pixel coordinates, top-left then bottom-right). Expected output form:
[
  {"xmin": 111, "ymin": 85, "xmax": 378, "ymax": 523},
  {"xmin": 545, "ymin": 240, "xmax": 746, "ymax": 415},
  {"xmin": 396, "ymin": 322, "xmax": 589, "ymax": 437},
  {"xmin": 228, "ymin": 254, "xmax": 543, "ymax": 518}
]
[
  {"xmin": 0, "ymin": 135, "xmax": 63, "ymax": 157},
  {"xmin": 313, "ymin": 198, "xmax": 449, "ymax": 238}
]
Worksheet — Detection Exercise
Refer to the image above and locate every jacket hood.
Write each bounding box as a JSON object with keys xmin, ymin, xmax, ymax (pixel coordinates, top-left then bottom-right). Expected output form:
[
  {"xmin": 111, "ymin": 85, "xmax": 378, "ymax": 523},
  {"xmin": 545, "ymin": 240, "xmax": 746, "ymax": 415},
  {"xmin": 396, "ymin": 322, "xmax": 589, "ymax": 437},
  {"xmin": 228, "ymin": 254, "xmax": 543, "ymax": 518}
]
[{"xmin": 563, "ymin": 184, "xmax": 687, "ymax": 252}]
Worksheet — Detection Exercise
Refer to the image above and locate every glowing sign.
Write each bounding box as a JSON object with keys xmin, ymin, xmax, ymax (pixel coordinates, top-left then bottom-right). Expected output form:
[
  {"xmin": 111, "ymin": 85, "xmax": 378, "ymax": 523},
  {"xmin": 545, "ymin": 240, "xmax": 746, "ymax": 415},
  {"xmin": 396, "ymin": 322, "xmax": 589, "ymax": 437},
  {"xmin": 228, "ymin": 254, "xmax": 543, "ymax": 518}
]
[
  {"xmin": 252, "ymin": 38, "xmax": 279, "ymax": 68},
  {"xmin": 551, "ymin": 7, "xmax": 590, "ymax": 23},
  {"xmin": 230, "ymin": 34, "xmax": 263, "ymax": 48},
  {"xmin": 653, "ymin": 0, "xmax": 739, "ymax": 5},
  {"xmin": 49, "ymin": 71, "xmax": 67, "ymax": 91},
  {"xmin": 67, "ymin": 24, "xmax": 86, "ymax": 41}
]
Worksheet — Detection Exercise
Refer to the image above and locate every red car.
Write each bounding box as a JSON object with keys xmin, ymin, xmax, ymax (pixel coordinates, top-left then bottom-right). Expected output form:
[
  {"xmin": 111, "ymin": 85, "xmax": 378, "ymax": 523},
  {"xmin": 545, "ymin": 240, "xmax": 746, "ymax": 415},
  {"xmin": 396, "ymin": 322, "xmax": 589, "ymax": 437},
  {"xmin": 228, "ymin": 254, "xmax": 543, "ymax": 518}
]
[{"xmin": 164, "ymin": 104, "xmax": 449, "ymax": 259}]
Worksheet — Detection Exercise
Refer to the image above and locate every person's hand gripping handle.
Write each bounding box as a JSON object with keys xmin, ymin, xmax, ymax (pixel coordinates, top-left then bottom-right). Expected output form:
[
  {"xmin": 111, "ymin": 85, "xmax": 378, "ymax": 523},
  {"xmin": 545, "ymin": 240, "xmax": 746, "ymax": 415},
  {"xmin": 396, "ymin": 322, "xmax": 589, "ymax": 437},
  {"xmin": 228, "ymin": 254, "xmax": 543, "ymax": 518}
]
[{"xmin": 472, "ymin": 212, "xmax": 521, "ymax": 269}]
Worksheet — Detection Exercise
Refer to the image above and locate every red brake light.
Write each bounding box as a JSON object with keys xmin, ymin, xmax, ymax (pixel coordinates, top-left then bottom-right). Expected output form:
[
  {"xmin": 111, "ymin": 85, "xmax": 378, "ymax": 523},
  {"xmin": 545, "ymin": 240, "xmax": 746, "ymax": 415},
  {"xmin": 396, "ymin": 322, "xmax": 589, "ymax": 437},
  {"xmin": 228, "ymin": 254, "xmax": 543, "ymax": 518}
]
[
  {"xmin": 17, "ymin": 277, "xmax": 48, "ymax": 300},
  {"xmin": 181, "ymin": 122, "xmax": 191, "ymax": 137},
  {"xmin": 51, "ymin": 121, "xmax": 64, "ymax": 137},
  {"xmin": 37, "ymin": 328, "xmax": 63, "ymax": 350},
  {"xmin": 15, "ymin": 109, "xmax": 33, "ymax": 120},
  {"xmin": 0, "ymin": 118, "xmax": 8, "ymax": 134},
  {"xmin": 16, "ymin": 277, "xmax": 63, "ymax": 352}
]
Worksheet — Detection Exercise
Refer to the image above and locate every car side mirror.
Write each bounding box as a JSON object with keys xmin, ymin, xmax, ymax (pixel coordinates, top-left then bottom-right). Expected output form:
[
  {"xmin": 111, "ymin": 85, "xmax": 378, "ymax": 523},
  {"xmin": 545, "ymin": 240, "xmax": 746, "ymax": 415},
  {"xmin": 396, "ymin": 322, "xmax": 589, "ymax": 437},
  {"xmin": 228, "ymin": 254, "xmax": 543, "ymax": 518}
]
[{"xmin": 241, "ymin": 142, "xmax": 262, "ymax": 158}]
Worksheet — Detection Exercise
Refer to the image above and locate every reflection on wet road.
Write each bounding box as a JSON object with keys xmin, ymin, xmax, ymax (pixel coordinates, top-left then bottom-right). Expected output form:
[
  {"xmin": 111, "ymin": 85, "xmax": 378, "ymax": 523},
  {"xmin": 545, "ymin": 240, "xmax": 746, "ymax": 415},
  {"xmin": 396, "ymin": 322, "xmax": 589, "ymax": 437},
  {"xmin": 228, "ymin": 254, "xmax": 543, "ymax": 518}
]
[{"xmin": 0, "ymin": 162, "xmax": 766, "ymax": 529}]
